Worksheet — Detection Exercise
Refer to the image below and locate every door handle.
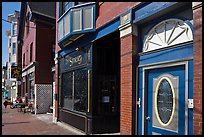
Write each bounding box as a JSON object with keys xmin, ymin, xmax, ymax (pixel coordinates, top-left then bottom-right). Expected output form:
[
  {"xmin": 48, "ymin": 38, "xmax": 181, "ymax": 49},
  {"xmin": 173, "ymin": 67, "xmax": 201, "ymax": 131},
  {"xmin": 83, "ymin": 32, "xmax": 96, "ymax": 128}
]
[{"xmin": 146, "ymin": 116, "xmax": 150, "ymax": 121}]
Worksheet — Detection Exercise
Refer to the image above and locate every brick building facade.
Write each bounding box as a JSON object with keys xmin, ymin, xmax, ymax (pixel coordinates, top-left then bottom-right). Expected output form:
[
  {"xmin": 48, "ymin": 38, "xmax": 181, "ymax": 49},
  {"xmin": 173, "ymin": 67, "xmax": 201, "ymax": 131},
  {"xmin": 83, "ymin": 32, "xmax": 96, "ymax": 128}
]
[
  {"xmin": 53, "ymin": 2, "xmax": 202, "ymax": 135},
  {"xmin": 192, "ymin": 2, "xmax": 202, "ymax": 135},
  {"xmin": 17, "ymin": 2, "xmax": 56, "ymax": 114}
]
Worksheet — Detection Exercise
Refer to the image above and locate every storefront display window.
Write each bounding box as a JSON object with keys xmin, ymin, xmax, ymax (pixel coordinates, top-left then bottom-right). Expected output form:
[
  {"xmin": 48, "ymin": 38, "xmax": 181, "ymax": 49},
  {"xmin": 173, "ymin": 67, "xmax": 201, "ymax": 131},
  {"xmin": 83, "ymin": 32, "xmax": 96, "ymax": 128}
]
[
  {"xmin": 61, "ymin": 68, "xmax": 87, "ymax": 113},
  {"xmin": 62, "ymin": 71, "xmax": 73, "ymax": 110},
  {"xmin": 74, "ymin": 68, "xmax": 87, "ymax": 112},
  {"xmin": 29, "ymin": 73, "xmax": 34, "ymax": 100}
]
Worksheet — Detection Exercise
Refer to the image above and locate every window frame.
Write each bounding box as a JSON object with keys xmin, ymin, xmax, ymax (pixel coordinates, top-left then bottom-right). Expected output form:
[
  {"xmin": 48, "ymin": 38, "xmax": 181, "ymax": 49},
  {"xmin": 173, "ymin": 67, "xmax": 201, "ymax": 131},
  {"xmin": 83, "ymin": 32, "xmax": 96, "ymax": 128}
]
[
  {"xmin": 12, "ymin": 23, "xmax": 17, "ymax": 36},
  {"xmin": 57, "ymin": 3, "xmax": 96, "ymax": 44},
  {"xmin": 23, "ymin": 53, "xmax": 25, "ymax": 67},
  {"xmin": 26, "ymin": 12, "xmax": 30, "ymax": 36},
  {"xmin": 9, "ymin": 38, "xmax": 11, "ymax": 47},
  {"xmin": 61, "ymin": 67, "xmax": 87, "ymax": 114},
  {"xmin": 12, "ymin": 43, "xmax": 16, "ymax": 54},
  {"xmin": 9, "ymin": 53, "xmax": 11, "ymax": 62},
  {"xmin": 30, "ymin": 43, "xmax": 33, "ymax": 63},
  {"xmin": 83, "ymin": 7, "xmax": 94, "ymax": 30},
  {"xmin": 60, "ymin": 2, "xmax": 74, "ymax": 17},
  {"xmin": 72, "ymin": 9, "xmax": 82, "ymax": 32}
]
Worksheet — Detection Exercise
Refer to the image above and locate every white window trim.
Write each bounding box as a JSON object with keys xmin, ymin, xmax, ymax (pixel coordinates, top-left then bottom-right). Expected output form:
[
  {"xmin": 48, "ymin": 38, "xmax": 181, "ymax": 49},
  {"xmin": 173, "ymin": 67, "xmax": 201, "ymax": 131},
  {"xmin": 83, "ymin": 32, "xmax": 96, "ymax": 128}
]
[
  {"xmin": 83, "ymin": 7, "xmax": 93, "ymax": 30},
  {"xmin": 72, "ymin": 9, "xmax": 82, "ymax": 32}
]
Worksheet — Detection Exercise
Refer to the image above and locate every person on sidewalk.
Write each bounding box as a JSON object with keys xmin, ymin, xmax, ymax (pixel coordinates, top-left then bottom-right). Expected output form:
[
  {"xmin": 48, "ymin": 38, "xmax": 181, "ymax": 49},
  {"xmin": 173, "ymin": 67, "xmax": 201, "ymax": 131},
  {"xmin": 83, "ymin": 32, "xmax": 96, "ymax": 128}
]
[
  {"xmin": 16, "ymin": 96, "xmax": 23, "ymax": 112},
  {"xmin": 3, "ymin": 97, "xmax": 9, "ymax": 113}
]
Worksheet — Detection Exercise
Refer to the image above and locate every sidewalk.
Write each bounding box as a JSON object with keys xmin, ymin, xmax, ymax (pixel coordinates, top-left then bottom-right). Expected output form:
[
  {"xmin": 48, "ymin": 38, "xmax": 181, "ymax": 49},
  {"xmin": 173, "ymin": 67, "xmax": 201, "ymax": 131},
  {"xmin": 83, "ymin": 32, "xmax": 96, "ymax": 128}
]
[{"xmin": 2, "ymin": 102, "xmax": 84, "ymax": 135}]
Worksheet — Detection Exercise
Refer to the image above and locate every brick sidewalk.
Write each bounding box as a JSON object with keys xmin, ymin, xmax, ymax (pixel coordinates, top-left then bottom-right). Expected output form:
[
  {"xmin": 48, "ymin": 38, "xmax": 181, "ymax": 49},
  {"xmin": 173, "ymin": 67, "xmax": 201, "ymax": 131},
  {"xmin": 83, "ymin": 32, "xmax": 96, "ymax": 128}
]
[{"xmin": 2, "ymin": 102, "xmax": 83, "ymax": 135}]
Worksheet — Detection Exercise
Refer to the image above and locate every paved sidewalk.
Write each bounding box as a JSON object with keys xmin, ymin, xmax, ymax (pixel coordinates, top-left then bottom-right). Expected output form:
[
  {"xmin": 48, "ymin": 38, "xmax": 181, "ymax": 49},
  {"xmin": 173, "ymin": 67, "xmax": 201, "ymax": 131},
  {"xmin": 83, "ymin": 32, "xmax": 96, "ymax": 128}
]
[{"xmin": 2, "ymin": 102, "xmax": 84, "ymax": 135}]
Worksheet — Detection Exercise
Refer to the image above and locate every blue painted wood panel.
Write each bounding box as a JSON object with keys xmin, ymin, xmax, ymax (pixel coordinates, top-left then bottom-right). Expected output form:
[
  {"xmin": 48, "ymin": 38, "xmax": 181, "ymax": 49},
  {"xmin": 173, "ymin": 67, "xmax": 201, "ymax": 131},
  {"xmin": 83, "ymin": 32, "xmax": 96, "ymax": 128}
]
[
  {"xmin": 133, "ymin": 2, "xmax": 177, "ymax": 23},
  {"xmin": 139, "ymin": 44, "xmax": 193, "ymax": 66},
  {"xmin": 147, "ymin": 66, "xmax": 185, "ymax": 135},
  {"xmin": 188, "ymin": 60, "xmax": 193, "ymax": 135}
]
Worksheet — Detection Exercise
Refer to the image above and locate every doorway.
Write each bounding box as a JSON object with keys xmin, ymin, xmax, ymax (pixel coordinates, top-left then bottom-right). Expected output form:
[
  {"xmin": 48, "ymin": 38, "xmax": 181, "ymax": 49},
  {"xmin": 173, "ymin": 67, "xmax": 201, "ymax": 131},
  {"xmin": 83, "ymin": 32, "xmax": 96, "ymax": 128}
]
[
  {"xmin": 92, "ymin": 31, "xmax": 120, "ymax": 134},
  {"xmin": 143, "ymin": 62, "xmax": 189, "ymax": 135}
]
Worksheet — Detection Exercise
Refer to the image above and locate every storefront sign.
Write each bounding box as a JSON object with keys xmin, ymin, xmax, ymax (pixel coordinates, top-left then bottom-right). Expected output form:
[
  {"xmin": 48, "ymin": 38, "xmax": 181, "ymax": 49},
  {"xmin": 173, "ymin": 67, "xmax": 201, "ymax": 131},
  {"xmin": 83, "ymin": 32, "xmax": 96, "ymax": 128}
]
[
  {"xmin": 63, "ymin": 50, "xmax": 87, "ymax": 69},
  {"xmin": 65, "ymin": 55, "xmax": 83, "ymax": 67},
  {"xmin": 11, "ymin": 66, "xmax": 21, "ymax": 79}
]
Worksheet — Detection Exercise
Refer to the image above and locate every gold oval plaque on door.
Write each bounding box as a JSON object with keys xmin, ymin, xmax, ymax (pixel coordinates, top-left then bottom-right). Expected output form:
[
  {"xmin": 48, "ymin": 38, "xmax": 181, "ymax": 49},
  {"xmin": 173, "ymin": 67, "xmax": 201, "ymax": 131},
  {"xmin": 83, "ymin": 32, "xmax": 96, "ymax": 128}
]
[{"xmin": 155, "ymin": 77, "xmax": 175, "ymax": 127}]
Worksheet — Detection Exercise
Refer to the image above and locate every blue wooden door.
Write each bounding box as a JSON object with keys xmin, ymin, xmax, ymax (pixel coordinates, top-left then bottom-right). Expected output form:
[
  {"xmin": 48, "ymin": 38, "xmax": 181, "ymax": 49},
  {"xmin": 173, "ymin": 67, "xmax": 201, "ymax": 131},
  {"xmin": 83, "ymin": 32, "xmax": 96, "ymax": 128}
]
[{"xmin": 146, "ymin": 65, "xmax": 186, "ymax": 135}]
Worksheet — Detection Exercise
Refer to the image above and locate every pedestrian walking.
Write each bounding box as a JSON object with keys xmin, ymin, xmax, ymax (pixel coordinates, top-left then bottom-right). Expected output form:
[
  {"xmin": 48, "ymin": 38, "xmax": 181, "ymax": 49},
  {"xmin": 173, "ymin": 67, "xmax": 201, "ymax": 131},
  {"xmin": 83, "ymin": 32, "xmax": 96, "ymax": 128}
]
[
  {"xmin": 17, "ymin": 96, "xmax": 23, "ymax": 112},
  {"xmin": 3, "ymin": 97, "xmax": 9, "ymax": 113}
]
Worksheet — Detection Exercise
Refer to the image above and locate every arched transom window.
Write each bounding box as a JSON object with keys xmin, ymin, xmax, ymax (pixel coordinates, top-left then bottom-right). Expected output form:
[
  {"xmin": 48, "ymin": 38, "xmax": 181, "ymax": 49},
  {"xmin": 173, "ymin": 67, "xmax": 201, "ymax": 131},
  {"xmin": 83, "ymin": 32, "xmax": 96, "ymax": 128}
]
[{"xmin": 143, "ymin": 19, "xmax": 193, "ymax": 52}]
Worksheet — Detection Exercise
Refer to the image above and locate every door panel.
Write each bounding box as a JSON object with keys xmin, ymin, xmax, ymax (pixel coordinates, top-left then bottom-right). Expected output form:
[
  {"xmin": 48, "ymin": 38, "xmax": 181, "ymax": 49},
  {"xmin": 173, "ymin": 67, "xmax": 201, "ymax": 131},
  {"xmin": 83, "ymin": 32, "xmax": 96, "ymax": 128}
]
[{"xmin": 146, "ymin": 65, "xmax": 186, "ymax": 135}]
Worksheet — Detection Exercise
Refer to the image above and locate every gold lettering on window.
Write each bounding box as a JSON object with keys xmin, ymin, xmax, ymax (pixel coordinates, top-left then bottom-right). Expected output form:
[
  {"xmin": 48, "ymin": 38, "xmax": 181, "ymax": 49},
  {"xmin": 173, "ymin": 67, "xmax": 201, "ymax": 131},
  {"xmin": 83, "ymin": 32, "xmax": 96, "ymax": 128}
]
[{"xmin": 66, "ymin": 55, "xmax": 83, "ymax": 66}]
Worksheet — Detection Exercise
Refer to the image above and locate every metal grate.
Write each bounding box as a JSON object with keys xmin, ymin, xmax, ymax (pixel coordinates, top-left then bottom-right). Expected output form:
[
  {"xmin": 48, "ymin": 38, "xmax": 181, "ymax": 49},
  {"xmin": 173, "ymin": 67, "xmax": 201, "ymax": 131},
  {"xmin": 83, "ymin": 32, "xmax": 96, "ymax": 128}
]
[{"xmin": 35, "ymin": 84, "xmax": 52, "ymax": 114}]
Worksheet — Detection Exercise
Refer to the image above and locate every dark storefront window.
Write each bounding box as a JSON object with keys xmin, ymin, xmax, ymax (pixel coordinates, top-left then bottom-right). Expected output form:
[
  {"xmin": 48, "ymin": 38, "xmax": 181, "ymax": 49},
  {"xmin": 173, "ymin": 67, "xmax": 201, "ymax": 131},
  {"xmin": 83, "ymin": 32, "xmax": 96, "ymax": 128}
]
[
  {"xmin": 30, "ymin": 79, "xmax": 34, "ymax": 100},
  {"xmin": 28, "ymin": 73, "xmax": 34, "ymax": 100},
  {"xmin": 74, "ymin": 69, "xmax": 87, "ymax": 112},
  {"xmin": 62, "ymin": 71, "xmax": 73, "ymax": 110},
  {"xmin": 22, "ymin": 77, "xmax": 25, "ymax": 97},
  {"xmin": 61, "ymin": 68, "xmax": 87, "ymax": 113}
]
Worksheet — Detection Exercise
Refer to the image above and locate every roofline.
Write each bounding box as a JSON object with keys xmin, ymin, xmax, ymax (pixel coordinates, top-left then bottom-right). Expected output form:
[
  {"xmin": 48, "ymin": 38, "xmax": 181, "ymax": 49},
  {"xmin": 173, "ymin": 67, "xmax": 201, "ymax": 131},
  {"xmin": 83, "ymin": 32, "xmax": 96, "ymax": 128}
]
[
  {"xmin": 31, "ymin": 10, "xmax": 56, "ymax": 20},
  {"xmin": 17, "ymin": 2, "xmax": 26, "ymax": 44}
]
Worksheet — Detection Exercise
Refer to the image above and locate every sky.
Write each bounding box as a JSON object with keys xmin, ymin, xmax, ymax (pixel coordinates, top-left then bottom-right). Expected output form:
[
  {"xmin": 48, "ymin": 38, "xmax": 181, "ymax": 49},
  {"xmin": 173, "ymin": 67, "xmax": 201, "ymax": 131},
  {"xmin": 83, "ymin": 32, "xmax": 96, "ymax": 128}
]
[{"xmin": 2, "ymin": 2, "xmax": 21, "ymax": 67}]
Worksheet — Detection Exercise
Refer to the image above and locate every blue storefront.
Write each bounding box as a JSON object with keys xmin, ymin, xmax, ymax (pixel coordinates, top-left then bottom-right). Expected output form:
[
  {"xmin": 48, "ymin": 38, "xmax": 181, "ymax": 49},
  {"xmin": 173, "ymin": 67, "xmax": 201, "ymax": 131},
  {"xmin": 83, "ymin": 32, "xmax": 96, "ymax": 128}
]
[{"xmin": 56, "ymin": 2, "xmax": 195, "ymax": 135}]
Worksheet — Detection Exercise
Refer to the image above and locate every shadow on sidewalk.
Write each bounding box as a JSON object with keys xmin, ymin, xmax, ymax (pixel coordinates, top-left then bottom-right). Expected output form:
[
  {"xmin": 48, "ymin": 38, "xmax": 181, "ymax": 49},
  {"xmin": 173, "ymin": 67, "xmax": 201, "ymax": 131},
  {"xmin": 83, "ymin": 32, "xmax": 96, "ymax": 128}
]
[{"xmin": 3, "ymin": 121, "xmax": 30, "ymax": 125}]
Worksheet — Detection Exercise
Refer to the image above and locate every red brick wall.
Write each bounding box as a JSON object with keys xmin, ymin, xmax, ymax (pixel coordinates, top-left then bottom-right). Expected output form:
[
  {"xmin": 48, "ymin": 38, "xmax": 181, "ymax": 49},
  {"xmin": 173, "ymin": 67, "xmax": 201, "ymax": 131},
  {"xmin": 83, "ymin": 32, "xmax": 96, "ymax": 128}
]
[
  {"xmin": 35, "ymin": 22, "xmax": 55, "ymax": 84},
  {"xmin": 193, "ymin": 5, "xmax": 202, "ymax": 135},
  {"xmin": 120, "ymin": 34, "xmax": 137, "ymax": 135},
  {"xmin": 96, "ymin": 2, "xmax": 140, "ymax": 29},
  {"xmin": 21, "ymin": 5, "xmax": 36, "ymax": 69}
]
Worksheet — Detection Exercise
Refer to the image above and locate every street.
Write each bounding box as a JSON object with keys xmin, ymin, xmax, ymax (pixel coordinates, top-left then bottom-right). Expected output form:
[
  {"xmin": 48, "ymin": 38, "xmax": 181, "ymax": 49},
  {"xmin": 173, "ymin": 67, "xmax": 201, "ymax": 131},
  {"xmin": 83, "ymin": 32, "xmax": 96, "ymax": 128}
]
[{"xmin": 2, "ymin": 99, "xmax": 83, "ymax": 135}]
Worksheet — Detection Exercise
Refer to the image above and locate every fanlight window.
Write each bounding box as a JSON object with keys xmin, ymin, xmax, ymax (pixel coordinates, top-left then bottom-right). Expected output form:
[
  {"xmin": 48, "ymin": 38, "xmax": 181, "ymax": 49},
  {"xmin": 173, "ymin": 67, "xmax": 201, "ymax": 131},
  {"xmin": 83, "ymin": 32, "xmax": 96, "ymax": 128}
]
[{"xmin": 143, "ymin": 19, "xmax": 193, "ymax": 52}]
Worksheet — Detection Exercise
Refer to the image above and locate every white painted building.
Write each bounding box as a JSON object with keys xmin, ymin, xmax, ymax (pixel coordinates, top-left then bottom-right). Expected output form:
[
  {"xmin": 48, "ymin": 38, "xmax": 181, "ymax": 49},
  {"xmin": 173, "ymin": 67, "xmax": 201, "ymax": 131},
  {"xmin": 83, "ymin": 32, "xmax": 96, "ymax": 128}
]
[
  {"xmin": 2, "ymin": 64, "xmax": 7, "ymax": 98},
  {"xmin": 5, "ymin": 11, "xmax": 20, "ymax": 102}
]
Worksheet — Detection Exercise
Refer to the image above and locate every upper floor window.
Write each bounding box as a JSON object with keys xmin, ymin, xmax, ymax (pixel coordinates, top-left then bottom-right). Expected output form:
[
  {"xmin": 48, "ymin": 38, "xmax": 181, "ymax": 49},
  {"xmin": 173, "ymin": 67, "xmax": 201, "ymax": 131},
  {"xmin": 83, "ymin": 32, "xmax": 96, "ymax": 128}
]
[
  {"xmin": 84, "ymin": 7, "xmax": 93, "ymax": 30},
  {"xmin": 13, "ymin": 23, "xmax": 17, "ymax": 35},
  {"xmin": 26, "ymin": 12, "xmax": 30, "ymax": 36},
  {"xmin": 60, "ymin": 2, "xmax": 73, "ymax": 16},
  {"xmin": 9, "ymin": 53, "xmax": 11, "ymax": 62},
  {"xmin": 30, "ymin": 43, "xmax": 33, "ymax": 62},
  {"xmin": 75, "ymin": 2, "xmax": 89, "ymax": 5},
  {"xmin": 12, "ymin": 63, "xmax": 16, "ymax": 66},
  {"xmin": 57, "ymin": 2, "xmax": 96, "ymax": 46},
  {"xmin": 9, "ymin": 68, "xmax": 11, "ymax": 79},
  {"xmin": 12, "ymin": 43, "xmax": 16, "ymax": 54},
  {"xmin": 59, "ymin": 2, "xmax": 90, "ymax": 17},
  {"xmin": 9, "ymin": 38, "xmax": 11, "ymax": 47},
  {"xmin": 63, "ymin": 2, "xmax": 70, "ymax": 13},
  {"xmin": 72, "ymin": 9, "xmax": 82, "ymax": 31},
  {"xmin": 23, "ymin": 53, "xmax": 25, "ymax": 67}
]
